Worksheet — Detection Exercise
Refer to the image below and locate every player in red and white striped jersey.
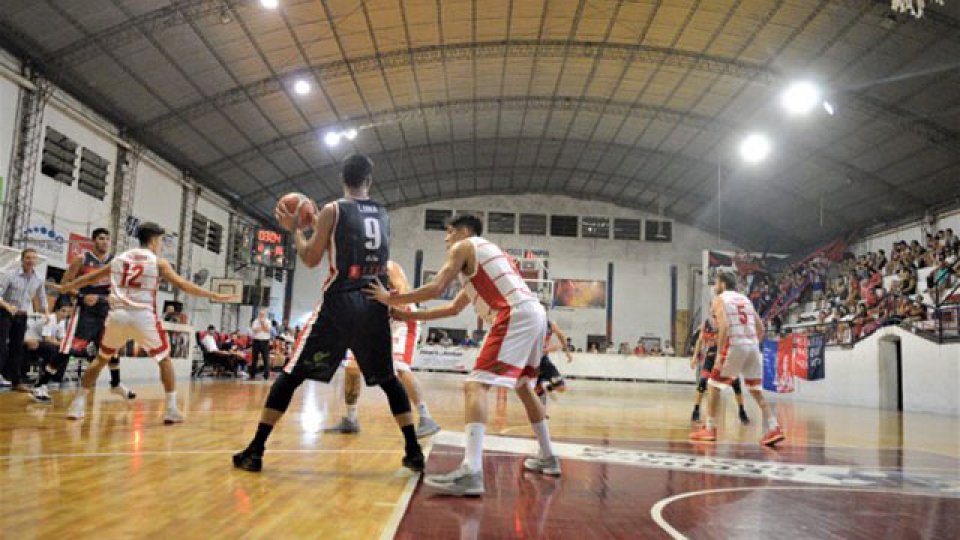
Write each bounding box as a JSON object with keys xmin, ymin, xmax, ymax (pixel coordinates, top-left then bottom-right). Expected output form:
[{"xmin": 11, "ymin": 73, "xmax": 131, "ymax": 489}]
[
  {"xmin": 689, "ymin": 270, "xmax": 785, "ymax": 447},
  {"xmin": 57, "ymin": 222, "xmax": 236, "ymax": 424},
  {"xmin": 366, "ymin": 214, "xmax": 559, "ymax": 497},
  {"xmin": 327, "ymin": 260, "xmax": 440, "ymax": 438}
]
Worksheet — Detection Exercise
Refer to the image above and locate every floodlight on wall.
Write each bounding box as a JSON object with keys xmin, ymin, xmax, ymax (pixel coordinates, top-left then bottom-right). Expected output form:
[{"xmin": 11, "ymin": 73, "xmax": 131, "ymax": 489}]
[
  {"xmin": 823, "ymin": 100, "xmax": 835, "ymax": 116},
  {"xmin": 293, "ymin": 79, "xmax": 311, "ymax": 95},
  {"xmin": 780, "ymin": 80, "xmax": 821, "ymax": 116},
  {"xmin": 260, "ymin": 0, "xmax": 279, "ymax": 9},
  {"xmin": 344, "ymin": 128, "xmax": 358, "ymax": 141},
  {"xmin": 739, "ymin": 133, "xmax": 771, "ymax": 164}
]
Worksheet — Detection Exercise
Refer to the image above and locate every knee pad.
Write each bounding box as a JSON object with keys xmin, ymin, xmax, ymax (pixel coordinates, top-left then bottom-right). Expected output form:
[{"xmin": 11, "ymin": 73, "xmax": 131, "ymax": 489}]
[
  {"xmin": 697, "ymin": 378, "xmax": 708, "ymax": 394},
  {"xmin": 731, "ymin": 378, "xmax": 743, "ymax": 395},
  {"xmin": 264, "ymin": 372, "xmax": 304, "ymax": 413},
  {"xmin": 379, "ymin": 376, "xmax": 412, "ymax": 416}
]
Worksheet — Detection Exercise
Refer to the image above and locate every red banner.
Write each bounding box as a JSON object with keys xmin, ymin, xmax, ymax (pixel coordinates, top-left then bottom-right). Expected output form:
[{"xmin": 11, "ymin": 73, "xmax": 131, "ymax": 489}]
[
  {"xmin": 791, "ymin": 334, "xmax": 809, "ymax": 380},
  {"xmin": 67, "ymin": 233, "xmax": 95, "ymax": 265},
  {"xmin": 776, "ymin": 334, "xmax": 796, "ymax": 393}
]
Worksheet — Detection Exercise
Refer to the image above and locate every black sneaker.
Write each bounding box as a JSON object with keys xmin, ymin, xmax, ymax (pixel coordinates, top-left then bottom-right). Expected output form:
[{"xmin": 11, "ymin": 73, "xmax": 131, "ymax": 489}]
[
  {"xmin": 402, "ymin": 450, "xmax": 425, "ymax": 472},
  {"xmin": 739, "ymin": 408, "xmax": 750, "ymax": 425},
  {"xmin": 691, "ymin": 407, "xmax": 700, "ymax": 423},
  {"xmin": 233, "ymin": 450, "xmax": 263, "ymax": 472}
]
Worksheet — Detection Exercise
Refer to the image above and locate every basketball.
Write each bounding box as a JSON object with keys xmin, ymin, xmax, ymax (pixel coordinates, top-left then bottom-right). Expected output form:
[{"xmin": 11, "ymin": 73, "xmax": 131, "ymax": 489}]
[{"xmin": 276, "ymin": 192, "xmax": 316, "ymax": 229}]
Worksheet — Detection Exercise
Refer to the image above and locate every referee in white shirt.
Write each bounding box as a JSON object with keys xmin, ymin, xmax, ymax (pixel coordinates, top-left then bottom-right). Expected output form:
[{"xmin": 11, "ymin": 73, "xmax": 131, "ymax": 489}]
[
  {"xmin": 0, "ymin": 248, "xmax": 50, "ymax": 389},
  {"xmin": 249, "ymin": 309, "xmax": 272, "ymax": 380}
]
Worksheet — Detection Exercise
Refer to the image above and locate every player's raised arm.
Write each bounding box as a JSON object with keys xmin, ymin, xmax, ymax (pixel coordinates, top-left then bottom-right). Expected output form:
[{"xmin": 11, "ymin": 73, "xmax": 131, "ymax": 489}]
[
  {"xmin": 59, "ymin": 265, "xmax": 111, "ymax": 295},
  {"xmin": 157, "ymin": 259, "xmax": 235, "ymax": 302},
  {"xmin": 366, "ymin": 240, "xmax": 472, "ymax": 306},
  {"xmin": 390, "ymin": 290, "xmax": 471, "ymax": 321}
]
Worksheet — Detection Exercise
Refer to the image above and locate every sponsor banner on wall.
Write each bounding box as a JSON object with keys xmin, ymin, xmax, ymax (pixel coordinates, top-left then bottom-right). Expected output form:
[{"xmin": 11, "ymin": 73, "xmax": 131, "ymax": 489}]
[
  {"xmin": 22, "ymin": 224, "xmax": 67, "ymax": 264},
  {"xmin": 762, "ymin": 333, "xmax": 826, "ymax": 392},
  {"xmin": 67, "ymin": 233, "xmax": 96, "ymax": 265},
  {"xmin": 413, "ymin": 345, "xmax": 474, "ymax": 372},
  {"xmin": 553, "ymin": 279, "xmax": 606, "ymax": 309}
]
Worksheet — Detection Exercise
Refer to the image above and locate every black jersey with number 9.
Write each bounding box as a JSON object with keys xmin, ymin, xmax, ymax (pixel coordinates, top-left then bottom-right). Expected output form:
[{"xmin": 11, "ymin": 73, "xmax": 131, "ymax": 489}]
[{"xmin": 324, "ymin": 198, "xmax": 390, "ymax": 293}]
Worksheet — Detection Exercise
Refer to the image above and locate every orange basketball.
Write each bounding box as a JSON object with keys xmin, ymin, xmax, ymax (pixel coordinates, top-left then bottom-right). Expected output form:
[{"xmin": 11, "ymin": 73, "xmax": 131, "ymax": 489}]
[{"xmin": 276, "ymin": 192, "xmax": 315, "ymax": 229}]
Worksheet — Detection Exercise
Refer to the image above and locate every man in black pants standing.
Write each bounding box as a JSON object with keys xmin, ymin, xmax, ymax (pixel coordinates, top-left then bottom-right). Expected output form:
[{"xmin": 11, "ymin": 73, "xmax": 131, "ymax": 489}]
[
  {"xmin": 0, "ymin": 248, "xmax": 49, "ymax": 391},
  {"xmin": 249, "ymin": 308, "xmax": 272, "ymax": 380},
  {"xmin": 233, "ymin": 154, "xmax": 424, "ymax": 473}
]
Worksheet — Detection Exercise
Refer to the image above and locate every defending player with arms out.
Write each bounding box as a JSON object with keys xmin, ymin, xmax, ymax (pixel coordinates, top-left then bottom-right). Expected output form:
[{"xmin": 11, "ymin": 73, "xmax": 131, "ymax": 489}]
[
  {"xmin": 326, "ymin": 260, "xmax": 441, "ymax": 438},
  {"xmin": 232, "ymin": 154, "xmax": 425, "ymax": 474},
  {"xmin": 536, "ymin": 314, "xmax": 573, "ymax": 410},
  {"xmin": 689, "ymin": 317, "xmax": 750, "ymax": 425},
  {"xmin": 58, "ymin": 223, "xmax": 235, "ymax": 423},
  {"xmin": 689, "ymin": 271, "xmax": 785, "ymax": 447},
  {"xmin": 368, "ymin": 214, "xmax": 560, "ymax": 497},
  {"xmin": 32, "ymin": 228, "xmax": 135, "ymax": 404}
]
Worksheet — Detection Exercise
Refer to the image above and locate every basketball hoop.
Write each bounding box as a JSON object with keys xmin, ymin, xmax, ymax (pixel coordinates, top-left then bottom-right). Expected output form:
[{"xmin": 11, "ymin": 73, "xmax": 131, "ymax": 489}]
[{"xmin": 891, "ymin": 0, "xmax": 944, "ymax": 18}]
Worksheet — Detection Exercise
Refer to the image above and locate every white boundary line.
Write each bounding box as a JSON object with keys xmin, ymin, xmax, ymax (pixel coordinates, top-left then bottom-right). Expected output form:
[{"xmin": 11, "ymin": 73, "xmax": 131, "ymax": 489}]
[
  {"xmin": 650, "ymin": 486, "xmax": 951, "ymax": 540},
  {"xmin": 378, "ymin": 440, "xmax": 433, "ymax": 540}
]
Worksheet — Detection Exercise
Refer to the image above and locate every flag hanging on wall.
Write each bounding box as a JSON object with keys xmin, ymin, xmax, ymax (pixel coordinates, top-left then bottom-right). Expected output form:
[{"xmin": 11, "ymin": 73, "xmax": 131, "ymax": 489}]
[
  {"xmin": 761, "ymin": 339, "xmax": 780, "ymax": 392},
  {"xmin": 806, "ymin": 333, "xmax": 826, "ymax": 381},
  {"xmin": 762, "ymin": 333, "xmax": 826, "ymax": 392}
]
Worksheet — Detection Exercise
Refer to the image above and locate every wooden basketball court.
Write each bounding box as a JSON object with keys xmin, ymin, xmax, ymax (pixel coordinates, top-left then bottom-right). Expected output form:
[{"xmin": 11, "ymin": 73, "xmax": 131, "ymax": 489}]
[{"xmin": 1, "ymin": 373, "xmax": 957, "ymax": 539}]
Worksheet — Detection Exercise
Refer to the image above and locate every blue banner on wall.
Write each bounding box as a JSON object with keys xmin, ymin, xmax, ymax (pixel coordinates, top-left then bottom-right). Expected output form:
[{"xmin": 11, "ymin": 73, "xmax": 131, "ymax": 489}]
[
  {"xmin": 807, "ymin": 333, "xmax": 825, "ymax": 381},
  {"xmin": 762, "ymin": 339, "xmax": 779, "ymax": 392}
]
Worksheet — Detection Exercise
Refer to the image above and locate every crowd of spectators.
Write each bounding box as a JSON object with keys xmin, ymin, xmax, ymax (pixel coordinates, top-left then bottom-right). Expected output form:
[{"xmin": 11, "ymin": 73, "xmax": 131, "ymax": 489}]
[{"xmin": 748, "ymin": 227, "xmax": 960, "ymax": 345}]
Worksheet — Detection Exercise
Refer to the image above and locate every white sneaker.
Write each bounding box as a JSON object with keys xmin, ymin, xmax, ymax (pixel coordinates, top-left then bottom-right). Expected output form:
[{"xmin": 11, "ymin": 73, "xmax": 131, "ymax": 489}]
[
  {"xmin": 0, "ymin": 375, "xmax": 11, "ymax": 388},
  {"xmin": 163, "ymin": 407, "xmax": 184, "ymax": 424},
  {"xmin": 110, "ymin": 383, "xmax": 136, "ymax": 400},
  {"xmin": 415, "ymin": 416, "xmax": 441, "ymax": 438},
  {"xmin": 67, "ymin": 396, "xmax": 86, "ymax": 420},
  {"xmin": 30, "ymin": 385, "xmax": 52, "ymax": 404},
  {"xmin": 523, "ymin": 455, "xmax": 562, "ymax": 476},
  {"xmin": 424, "ymin": 464, "xmax": 484, "ymax": 496}
]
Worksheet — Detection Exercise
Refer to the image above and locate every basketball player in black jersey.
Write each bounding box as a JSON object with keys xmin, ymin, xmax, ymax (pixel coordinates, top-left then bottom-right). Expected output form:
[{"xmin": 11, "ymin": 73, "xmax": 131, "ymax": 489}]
[
  {"xmin": 30, "ymin": 228, "xmax": 135, "ymax": 403},
  {"xmin": 233, "ymin": 154, "xmax": 424, "ymax": 473}
]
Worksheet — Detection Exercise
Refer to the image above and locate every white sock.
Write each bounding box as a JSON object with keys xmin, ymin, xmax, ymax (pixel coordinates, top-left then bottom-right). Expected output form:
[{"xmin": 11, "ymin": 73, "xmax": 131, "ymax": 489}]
[
  {"xmin": 767, "ymin": 416, "xmax": 779, "ymax": 430},
  {"xmin": 346, "ymin": 404, "xmax": 358, "ymax": 422},
  {"xmin": 78, "ymin": 387, "xmax": 90, "ymax": 399},
  {"xmin": 417, "ymin": 402, "xmax": 430, "ymax": 419},
  {"xmin": 166, "ymin": 391, "xmax": 177, "ymax": 409},
  {"xmin": 531, "ymin": 420, "xmax": 555, "ymax": 459},
  {"xmin": 706, "ymin": 417, "xmax": 716, "ymax": 430},
  {"xmin": 463, "ymin": 422, "xmax": 485, "ymax": 472}
]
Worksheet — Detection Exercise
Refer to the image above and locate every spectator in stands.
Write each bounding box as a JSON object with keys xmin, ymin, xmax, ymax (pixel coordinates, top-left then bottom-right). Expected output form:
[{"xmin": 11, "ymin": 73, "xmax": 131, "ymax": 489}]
[
  {"xmin": 200, "ymin": 325, "xmax": 248, "ymax": 378},
  {"xmin": 851, "ymin": 304, "xmax": 870, "ymax": 341},
  {"xmin": 811, "ymin": 272, "xmax": 825, "ymax": 308},
  {"xmin": 896, "ymin": 266, "xmax": 917, "ymax": 296},
  {"xmin": 587, "ymin": 343, "xmax": 599, "ymax": 353},
  {"xmin": 439, "ymin": 332, "xmax": 453, "ymax": 347},
  {"xmin": 928, "ymin": 251, "xmax": 958, "ymax": 302},
  {"xmin": 662, "ymin": 341, "xmax": 675, "ymax": 356},
  {"xmin": 649, "ymin": 345, "xmax": 662, "ymax": 356},
  {"xmin": 617, "ymin": 342, "xmax": 630, "ymax": 355},
  {"xmin": 24, "ymin": 302, "xmax": 71, "ymax": 385},
  {"xmin": 565, "ymin": 337, "xmax": 574, "ymax": 352},
  {"xmin": 633, "ymin": 340, "xmax": 646, "ymax": 356}
]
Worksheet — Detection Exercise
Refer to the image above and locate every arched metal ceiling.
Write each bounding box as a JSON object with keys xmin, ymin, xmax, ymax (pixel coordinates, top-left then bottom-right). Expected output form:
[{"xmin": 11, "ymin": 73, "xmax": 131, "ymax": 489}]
[{"xmin": 1, "ymin": 0, "xmax": 959, "ymax": 251}]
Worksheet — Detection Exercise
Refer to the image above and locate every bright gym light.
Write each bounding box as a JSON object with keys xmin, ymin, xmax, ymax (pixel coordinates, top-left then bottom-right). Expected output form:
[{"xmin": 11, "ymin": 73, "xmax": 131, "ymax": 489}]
[
  {"xmin": 260, "ymin": 0, "xmax": 279, "ymax": 9},
  {"xmin": 823, "ymin": 100, "xmax": 835, "ymax": 116},
  {"xmin": 344, "ymin": 128, "xmax": 358, "ymax": 141},
  {"xmin": 293, "ymin": 79, "xmax": 311, "ymax": 95},
  {"xmin": 780, "ymin": 80, "xmax": 821, "ymax": 116},
  {"xmin": 323, "ymin": 131, "xmax": 341, "ymax": 148},
  {"xmin": 739, "ymin": 133, "xmax": 771, "ymax": 164}
]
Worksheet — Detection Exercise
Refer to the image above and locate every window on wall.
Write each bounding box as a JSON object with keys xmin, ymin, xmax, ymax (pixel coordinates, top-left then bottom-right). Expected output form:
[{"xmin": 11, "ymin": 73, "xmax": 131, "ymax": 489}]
[
  {"xmin": 455, "ymin": 210, "xmax": 485, "ymax": 220},
  {"xmin": 581, "ymin": 216, "xmax": 610, "ymax": 239},
  {"xmin": 645, "ymin": 219, "xmax": 673, "ymax": 242},
  {"xmin": 78, "ymin": 148, "xmax": 109, "ymax": 200},
  {"xmin": 191, "ymin": 213, "xmax": 208, "ymax": 247},
  {"xmin": 519, "ymin": 213, "xmax": 547, "ymax": 235},
  {"xmin": 206, "ymin": 221, "xmax": 223, "ymax": 254},
  {"xmin": 488, "ymin": 212, "xmax": 516, "ymax": 234},
  {"xmin": 41, "ymin": 127, "xmax": 77, "ymax": 185},
  {"xmin": 550, "ymin": 215, "xmax": 578, "ymax": 238},
  {"xmin": 613, "ymin": 218, "xmax": 642, "ymax": 240},
  {"xmin": 425, "ymin": 209, "xmax": 452, "ymax": 231}
]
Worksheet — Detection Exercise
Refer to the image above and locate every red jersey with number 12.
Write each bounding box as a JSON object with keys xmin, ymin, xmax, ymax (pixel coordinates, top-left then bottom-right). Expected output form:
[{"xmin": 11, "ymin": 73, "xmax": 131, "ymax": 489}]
[{"xmin": 109, "ymin": 248, "xmax": 160, "ymax": 311}]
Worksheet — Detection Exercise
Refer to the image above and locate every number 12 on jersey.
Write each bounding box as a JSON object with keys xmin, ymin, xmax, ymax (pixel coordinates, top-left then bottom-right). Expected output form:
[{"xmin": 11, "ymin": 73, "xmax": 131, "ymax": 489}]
[{"xmin": 120, "ymin": 262, "xmax": 144, "ymax": 288}]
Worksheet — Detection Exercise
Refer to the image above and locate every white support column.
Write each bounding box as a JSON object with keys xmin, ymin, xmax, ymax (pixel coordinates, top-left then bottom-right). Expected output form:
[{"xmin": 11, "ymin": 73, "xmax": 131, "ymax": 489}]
[
  {"xmin": 110, "ymin": 142, "xmax": 142, "ymax": 251},
  {"xmin": 175, "ymin": 178, "xmax": 199, "ymax": 302}
]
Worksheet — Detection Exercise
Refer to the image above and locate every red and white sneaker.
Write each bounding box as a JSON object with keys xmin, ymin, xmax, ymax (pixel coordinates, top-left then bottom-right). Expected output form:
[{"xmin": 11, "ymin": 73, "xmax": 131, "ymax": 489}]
[
  {"xmin": 688, "ymin": 426, "xmax": 717, "ymax": 442},
  {"xmin": 761, "ymin": 426, "xmax": 785, "ymax": 447}
]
